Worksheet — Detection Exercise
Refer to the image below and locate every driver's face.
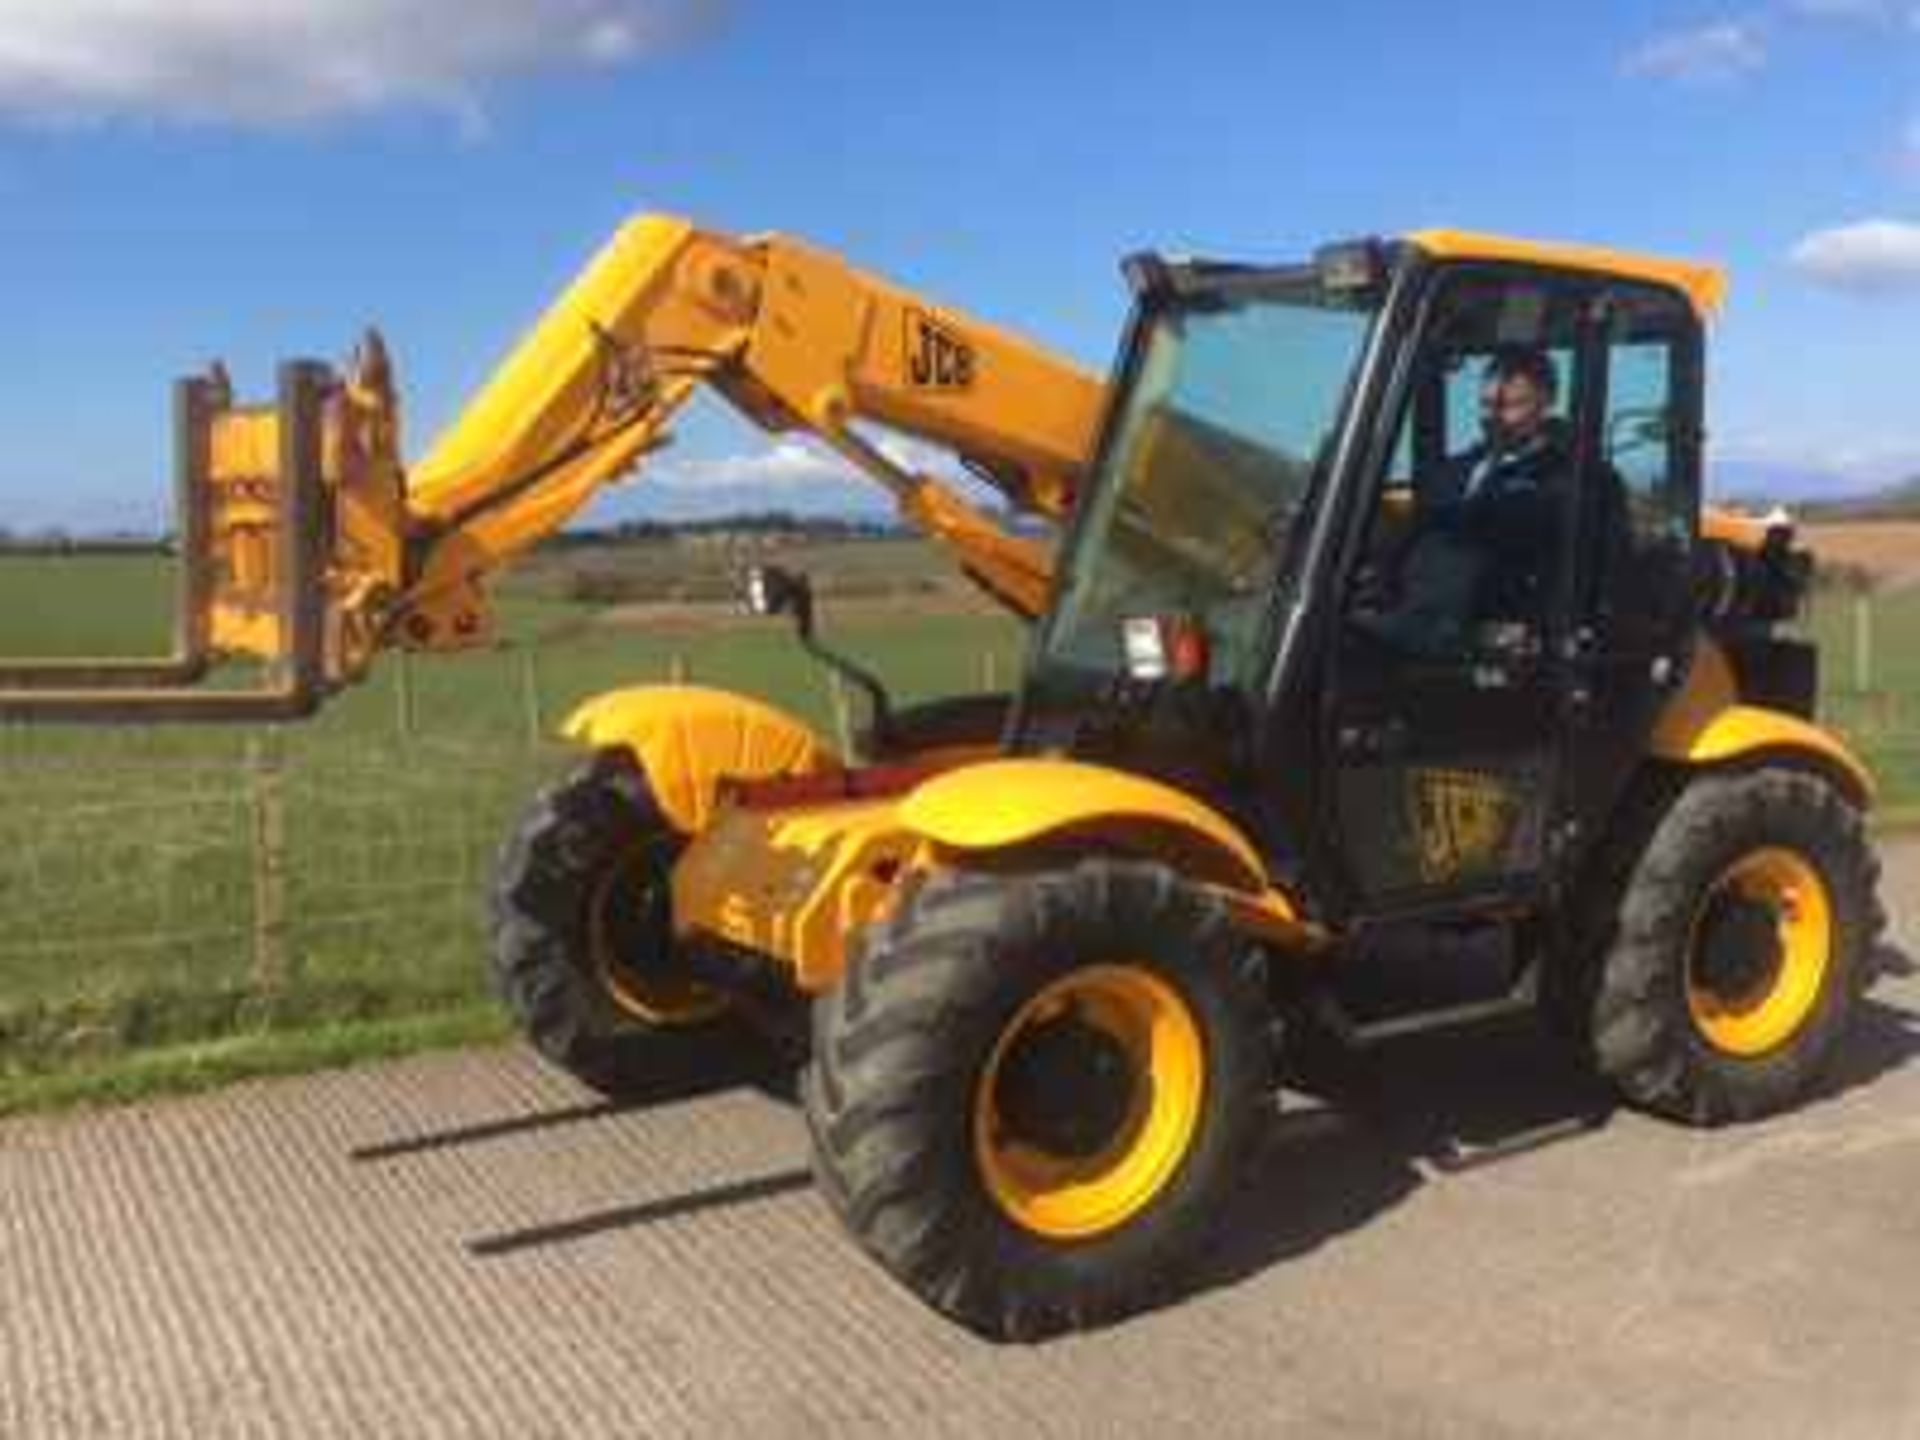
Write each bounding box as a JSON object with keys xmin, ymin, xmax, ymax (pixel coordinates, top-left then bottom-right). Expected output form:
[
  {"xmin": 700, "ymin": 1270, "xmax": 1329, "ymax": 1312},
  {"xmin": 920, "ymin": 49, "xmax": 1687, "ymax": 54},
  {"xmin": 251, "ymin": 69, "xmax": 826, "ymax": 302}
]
[{"xmin": 1480, "ymin": 372, "xmax": 1549, "ymax": 446}]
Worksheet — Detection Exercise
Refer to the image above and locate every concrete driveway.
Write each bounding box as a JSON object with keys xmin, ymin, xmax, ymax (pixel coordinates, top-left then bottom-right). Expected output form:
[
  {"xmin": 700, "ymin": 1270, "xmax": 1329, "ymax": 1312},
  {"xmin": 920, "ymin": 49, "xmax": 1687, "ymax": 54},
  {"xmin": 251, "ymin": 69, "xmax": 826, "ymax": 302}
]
[{"xmin": 5, "ymin": 840, "xmax": 1919, "ymax": 1437}]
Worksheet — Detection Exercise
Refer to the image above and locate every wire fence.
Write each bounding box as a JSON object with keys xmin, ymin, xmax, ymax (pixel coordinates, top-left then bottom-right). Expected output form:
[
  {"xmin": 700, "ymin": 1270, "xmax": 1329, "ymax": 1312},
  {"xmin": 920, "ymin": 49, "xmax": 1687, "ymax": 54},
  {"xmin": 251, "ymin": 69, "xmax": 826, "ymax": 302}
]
[{"xmin": 0, "ymin": 723, "xmax": 551, "ymax": 1070}]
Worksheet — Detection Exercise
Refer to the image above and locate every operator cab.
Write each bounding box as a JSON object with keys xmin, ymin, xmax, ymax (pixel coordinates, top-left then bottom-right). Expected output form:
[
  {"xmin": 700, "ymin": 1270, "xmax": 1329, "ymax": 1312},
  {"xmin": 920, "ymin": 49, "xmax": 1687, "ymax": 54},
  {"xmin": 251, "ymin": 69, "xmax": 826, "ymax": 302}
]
[{"xmin": 1014, "ymin": 233, "xmax": 1713, "ymax": 927}]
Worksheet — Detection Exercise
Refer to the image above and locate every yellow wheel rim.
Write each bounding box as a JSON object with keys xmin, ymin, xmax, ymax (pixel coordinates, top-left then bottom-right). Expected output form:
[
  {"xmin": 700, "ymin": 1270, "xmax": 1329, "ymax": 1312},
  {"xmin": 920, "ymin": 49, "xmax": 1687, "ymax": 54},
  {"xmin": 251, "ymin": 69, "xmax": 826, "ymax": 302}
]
[
  {"xmin": 972, "ymin": 964, "xmax": 1206, "ymax": 1241},
  {"xmin": 588, "ymin": 855, "xmax": 727, "ymax": 1029},
  {"xmin": 1686, "ymin": 847, "xmax": 1833, "ymax": 1058}
]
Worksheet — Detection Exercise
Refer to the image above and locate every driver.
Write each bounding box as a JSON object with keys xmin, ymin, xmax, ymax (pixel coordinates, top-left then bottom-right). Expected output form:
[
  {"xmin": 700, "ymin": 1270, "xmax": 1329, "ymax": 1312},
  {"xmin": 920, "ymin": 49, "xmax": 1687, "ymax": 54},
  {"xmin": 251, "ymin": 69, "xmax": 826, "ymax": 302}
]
[{"xmin": 1362, "ymin": 345, "xmax": 1571, "ymax": 656}]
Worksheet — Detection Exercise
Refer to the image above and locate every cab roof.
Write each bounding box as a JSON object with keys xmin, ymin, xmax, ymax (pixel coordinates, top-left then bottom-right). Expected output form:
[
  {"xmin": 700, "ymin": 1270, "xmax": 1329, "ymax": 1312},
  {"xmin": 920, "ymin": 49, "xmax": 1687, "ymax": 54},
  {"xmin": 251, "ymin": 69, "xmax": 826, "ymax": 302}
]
[{"xmin": 1405, "ymin": 229, "xmax": 1728, "ymax": 317}]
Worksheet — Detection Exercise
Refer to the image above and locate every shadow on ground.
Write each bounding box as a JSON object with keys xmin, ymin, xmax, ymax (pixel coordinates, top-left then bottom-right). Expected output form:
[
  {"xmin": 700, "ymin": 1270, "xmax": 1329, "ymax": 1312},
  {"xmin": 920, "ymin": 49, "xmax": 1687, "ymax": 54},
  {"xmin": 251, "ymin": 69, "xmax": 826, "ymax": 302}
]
[
  {"xmin": 350, "ymin": 1054, "xmax": 798, "ymax": 1164},
  {"xmin": 1173, "ymin": 941, "xmax": 1920, "ymax": 1326},
  {"xmin": 356, "ymin": 943, "xmax": 1920, "ymax": 1330}
]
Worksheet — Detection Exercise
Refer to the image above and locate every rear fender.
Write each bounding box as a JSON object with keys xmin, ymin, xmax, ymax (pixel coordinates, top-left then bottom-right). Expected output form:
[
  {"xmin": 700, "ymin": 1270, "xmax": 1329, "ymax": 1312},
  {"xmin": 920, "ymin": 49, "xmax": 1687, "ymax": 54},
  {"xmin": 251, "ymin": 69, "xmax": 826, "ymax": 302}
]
[
  {"xmin": 1651, "ymin": 646, "xmax": 1873, "ymax": 805},
  {"xmin": 562, "ymin": 685, "xmax": 841, "ymax": 833}
]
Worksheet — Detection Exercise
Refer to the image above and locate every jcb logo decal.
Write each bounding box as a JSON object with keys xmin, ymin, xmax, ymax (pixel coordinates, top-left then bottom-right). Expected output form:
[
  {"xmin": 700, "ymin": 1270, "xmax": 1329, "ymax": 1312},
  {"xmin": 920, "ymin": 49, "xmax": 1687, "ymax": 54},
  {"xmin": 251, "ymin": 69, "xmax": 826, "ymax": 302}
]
[
  {"xmin": 906, "ymin": 309, "xmax": 976, "ymax": 390},
  {"xmin": 1407, "ymin": 768, "xmax": 1520, "ymax": 885}
]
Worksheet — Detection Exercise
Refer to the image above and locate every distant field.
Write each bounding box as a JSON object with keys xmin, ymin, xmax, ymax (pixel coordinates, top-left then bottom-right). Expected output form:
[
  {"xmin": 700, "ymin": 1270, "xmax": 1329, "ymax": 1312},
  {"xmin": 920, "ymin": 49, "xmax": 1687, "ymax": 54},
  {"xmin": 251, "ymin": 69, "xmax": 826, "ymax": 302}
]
[
  {"xmin": 1802, "ymin": 522, "xmax": 1920, "ymax": 591},
  {"xmin": 513, "ymin": 533, "xmax": 1004, "ymax": 610}
]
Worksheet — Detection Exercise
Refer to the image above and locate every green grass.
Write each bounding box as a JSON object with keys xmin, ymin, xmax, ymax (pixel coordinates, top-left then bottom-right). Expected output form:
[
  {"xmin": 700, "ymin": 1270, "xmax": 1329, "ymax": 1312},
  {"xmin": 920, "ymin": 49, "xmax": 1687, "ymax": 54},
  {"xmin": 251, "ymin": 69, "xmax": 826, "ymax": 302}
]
[
  {"xmin": 0, "ymin": 542, "xmax": 1915, "ymax": 1116},
  {"xmin": 0, "ymin": 552, "xmax": 181, "ymax": 658},
  {"xmin": 0, "ymin": 1006, "xmax": 509, "ymax": 1118}
]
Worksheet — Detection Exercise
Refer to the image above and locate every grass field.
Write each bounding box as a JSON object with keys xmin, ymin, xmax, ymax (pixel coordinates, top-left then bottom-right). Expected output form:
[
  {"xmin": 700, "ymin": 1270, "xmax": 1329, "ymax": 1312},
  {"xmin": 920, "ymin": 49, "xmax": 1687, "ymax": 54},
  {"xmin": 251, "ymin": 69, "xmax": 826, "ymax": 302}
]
[{"xmin": 0, "ymin": 535, "xmax": 1915, "ymax": 1112}]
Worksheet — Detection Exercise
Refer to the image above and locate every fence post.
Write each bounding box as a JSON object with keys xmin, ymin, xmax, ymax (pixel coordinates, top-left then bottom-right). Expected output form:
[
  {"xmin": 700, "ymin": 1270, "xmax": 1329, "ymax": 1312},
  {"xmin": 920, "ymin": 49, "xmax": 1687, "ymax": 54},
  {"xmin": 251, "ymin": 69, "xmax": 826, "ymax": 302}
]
[
  {"xmin": 1854, "ymin": 593, "xmax": 1875, "ymax": 696},
  {"xmin": 519, "ymin": 648, "xmax": 544, "ymax": 748},
  {"xmin": 827, "ymin": 671, "xmax": 854, "ymax": 756},
  {"xmin": 247, "ymin": 730, "xmax": 292, "ymax": 995},
  {"xmin": 394, "ymin": 648, "xmax": 417, "ymax": 741},
  {"xmin": 980, "ymin": 648, "xmax": 999, "ymax": 693},
  {"xmin": 669, "ymin": 652, "xmax": 690, "ymax": 685}
]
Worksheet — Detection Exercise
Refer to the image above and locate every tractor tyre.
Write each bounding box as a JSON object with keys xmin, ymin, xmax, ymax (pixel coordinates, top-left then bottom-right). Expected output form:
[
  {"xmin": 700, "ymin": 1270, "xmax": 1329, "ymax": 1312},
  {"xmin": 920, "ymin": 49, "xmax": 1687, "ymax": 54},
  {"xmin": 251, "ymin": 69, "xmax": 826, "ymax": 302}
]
[
  {"xmin": 804, "ymin": 859, "xmax": 1272, "ymax": 1341},
  {"xmin": 1582, "ymin": 766, "xmax": 1882, "ymax": 1125},
  {"xmin": 489, "ymin": 749, "xmax": 768, "ymax": 1101}
]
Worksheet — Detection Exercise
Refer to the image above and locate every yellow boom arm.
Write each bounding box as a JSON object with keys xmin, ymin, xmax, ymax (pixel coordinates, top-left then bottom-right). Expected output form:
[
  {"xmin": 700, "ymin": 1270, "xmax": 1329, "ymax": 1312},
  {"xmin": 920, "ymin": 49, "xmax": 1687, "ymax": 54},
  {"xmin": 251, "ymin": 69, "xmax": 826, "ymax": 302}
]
[
  {"xmin": 391, "ymin": 215, "xmax": 1104, "ymax": 650},
  {"xmin": 0, "ymin": 214, "xmax": 1103, "ymax": 717}
]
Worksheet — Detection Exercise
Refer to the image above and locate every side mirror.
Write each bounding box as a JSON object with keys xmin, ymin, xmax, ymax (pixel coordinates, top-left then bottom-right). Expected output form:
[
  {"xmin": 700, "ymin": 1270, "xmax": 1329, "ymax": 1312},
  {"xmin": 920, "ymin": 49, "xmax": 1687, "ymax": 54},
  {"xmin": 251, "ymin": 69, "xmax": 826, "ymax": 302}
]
[{"xmin": 744, "ymin": 565, "xmax": 813, "ymax": 626}]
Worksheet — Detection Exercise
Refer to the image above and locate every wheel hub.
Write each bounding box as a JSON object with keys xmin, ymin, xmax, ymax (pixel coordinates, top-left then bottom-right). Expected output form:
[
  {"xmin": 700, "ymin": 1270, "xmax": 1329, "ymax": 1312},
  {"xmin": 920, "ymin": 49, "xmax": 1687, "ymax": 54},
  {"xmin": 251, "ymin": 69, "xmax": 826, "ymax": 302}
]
[
  {"xmin": 991, "ymin": 1007, "xmax": 1141, "ymax": 1159},
  {"xmin": 1693, "ymin": 891, "xmax": 1784, "ymax": 1007},
  {"xmin": 972, "ymin": 964, "xmax": 1208, "ymax": 1241},
  {"xmin": 589, "ymin": 843, "xmax": 727, "ymax": 1027}
]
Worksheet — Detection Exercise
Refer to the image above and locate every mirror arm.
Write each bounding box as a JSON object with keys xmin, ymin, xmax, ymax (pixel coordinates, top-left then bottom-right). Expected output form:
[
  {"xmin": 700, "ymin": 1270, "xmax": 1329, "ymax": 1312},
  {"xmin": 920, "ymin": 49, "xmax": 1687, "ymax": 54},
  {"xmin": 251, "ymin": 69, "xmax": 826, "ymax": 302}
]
[
  {"xmin": 799, "ymin": 629, "xmax": 893, "ymax": 752},
  {"xmin": 747, "ymin": 565, "xmax": 894, "ymax": 752}
]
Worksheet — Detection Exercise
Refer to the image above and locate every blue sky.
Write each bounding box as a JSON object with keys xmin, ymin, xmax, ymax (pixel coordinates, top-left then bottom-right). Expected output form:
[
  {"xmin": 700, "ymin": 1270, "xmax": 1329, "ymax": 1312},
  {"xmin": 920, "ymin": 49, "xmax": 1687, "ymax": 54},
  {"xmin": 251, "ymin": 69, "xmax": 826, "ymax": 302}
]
[{"xmin": 3, "ymin": 0, "xmax": 1920, "ymax": 529}]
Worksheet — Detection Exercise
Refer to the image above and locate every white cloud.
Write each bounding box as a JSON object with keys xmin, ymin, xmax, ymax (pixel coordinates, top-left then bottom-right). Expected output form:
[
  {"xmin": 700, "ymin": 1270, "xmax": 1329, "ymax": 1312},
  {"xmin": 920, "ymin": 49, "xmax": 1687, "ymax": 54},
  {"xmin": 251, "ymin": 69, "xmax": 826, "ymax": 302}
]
[
  {"xmin": 652, "ymin": 432, "xmax": 981, "ymax": 500},
  {"xmin": 1623, "ymin": 20, "xmax": 1769, "ymax": 83},
  {"xmin": 0, "ymin": 1, "xmax": 720, "ymax": 128},
  {"xmin": 1789, "ymin": 218, "xmax": 1920, "ymax": 290},
  {"xmin": 655, "ymin": 439, "xmax": 858, "ymax": 492}
]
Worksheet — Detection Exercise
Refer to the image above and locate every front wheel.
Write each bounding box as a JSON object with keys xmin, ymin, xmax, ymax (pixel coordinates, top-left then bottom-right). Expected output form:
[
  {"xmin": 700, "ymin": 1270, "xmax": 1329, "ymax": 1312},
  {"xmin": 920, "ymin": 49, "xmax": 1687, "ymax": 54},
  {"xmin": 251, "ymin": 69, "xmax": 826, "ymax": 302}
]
[
  {"xmin": 804, "ymin": 860, "xmax": 1272, "ymax": 1341},
  {"xmin": 1584, "ymin": 767, "xmax": 1883, "ymax": 1125},
  {"xmin": 489, "ymin": 750, "xmax": 774, "ymax": 1100}
]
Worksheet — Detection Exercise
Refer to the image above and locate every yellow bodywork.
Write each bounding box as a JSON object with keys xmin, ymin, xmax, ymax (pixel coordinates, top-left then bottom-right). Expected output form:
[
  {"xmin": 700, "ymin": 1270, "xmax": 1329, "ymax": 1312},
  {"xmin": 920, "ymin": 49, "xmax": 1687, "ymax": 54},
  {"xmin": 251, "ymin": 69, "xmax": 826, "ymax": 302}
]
[
  {"xmin": 900, "ymin": 758, "xmax": 1269, "ymax": 892},
  {"xmin": 1701, "ymin": 507, "xmax": 1775, "ymax": 550},
  {"xmin": 204, "ymin": 406, "xmax": 290, "ymax": 660},
  {"xmin": 1652, "ymin": 641, "xmax": 1875, "ymax": 804},
  {"xmin": 562, "ymin": 685, "xmax": 842, "ymax": 835},
  {"xmin": 672, "ymin": 796, "xmax": 928, "ymax": 992},
  {"xmin": 668, "ymin": 754, "xmax": 1314, "ymax": 992},
  {"xmin": 1407, "ymin": 229, "xmax": 1729, "ymax": 317}
]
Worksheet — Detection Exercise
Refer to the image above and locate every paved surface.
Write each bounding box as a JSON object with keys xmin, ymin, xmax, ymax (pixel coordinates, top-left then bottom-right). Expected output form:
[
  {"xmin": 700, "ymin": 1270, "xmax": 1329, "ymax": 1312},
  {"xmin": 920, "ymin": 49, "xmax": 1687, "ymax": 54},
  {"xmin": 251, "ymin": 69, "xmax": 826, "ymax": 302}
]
[{"xmin": 6, "ymin": 841, "xmax": 1920, "ymax": 1438}]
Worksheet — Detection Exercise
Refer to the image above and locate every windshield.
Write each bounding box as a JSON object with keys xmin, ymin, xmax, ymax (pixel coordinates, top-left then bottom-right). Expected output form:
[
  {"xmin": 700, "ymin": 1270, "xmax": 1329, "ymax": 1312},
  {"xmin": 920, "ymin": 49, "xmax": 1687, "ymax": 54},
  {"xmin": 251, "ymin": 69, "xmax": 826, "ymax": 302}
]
[{"xmin": 1038, "ymin": 279, "xmax": 1381, "ymax": 689}]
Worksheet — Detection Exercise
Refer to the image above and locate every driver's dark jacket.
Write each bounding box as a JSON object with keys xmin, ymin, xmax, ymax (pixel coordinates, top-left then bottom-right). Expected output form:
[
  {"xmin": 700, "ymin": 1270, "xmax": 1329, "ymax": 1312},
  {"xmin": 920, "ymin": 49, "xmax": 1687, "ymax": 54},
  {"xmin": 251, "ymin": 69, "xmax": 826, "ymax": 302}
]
[
  {"xmin": 1426, "ymin": 421, "xmax": 1571, "ymax": 547},
  {"xmin": 1358, "ymin": 422, "xmax": 1574, "ymax": 658},
  {"xmin": 1420, "ymin": 421, "xmax": 1573, "ymax": 617}
]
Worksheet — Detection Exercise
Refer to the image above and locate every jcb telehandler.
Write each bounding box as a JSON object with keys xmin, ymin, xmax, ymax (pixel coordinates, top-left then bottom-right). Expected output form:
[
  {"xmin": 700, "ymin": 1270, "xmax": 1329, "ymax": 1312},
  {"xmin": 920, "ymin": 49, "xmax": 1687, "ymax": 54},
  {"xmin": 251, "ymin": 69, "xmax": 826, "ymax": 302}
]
[{"xmin": 0, "ymin": 218, "xmax": 1883, "ymax": 1340}]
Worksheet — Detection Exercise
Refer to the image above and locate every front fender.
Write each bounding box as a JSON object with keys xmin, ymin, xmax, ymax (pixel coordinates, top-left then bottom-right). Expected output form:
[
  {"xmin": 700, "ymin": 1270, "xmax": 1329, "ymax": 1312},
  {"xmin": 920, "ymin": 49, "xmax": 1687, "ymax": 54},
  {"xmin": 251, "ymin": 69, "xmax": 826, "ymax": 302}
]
[
  {"xmin": 562, "ymin": 685, "xmax": 841, "ymax": 833},
  {"xmin": 897, "ymin": 757, "xmax": 1269, "ymax": 894}
]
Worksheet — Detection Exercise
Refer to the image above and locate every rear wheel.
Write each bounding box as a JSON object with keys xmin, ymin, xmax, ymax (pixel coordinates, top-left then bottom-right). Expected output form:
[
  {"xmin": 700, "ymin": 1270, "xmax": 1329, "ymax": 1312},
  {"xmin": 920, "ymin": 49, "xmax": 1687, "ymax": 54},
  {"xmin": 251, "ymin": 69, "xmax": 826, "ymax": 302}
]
[
  {"xmin": 489, "ymin": 750, "xmax": 771, "ymax": 1100},
  {"xmin": 805, "ymin": 859, "xmax": 1271, "ymax": 1341},
  {"xmin": 1583, "ymin": 767, "xmax": 1881, "ymax": 1124}
]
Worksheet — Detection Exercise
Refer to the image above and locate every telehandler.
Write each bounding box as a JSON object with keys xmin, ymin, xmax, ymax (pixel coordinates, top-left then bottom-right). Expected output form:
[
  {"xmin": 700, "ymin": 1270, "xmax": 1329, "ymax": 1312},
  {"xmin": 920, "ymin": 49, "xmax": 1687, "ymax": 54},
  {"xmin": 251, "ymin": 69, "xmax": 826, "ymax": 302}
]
[{"xmin": 0, "ymin": 217, "xmax": 1883, "ymax": 1340}]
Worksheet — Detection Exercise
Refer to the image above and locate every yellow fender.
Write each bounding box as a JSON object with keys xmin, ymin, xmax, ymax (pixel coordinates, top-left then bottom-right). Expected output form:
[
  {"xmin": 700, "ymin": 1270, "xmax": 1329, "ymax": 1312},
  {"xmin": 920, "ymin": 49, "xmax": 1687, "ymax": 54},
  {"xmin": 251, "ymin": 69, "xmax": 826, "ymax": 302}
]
[
  {"xmin": 898, "ymin": 757, "xmax": 1270, "ymax": 894},
  {"xmin": 562, "ymin": 685, "xmax": 841, "ymax": 833},
  {"xmin": 1651, "ymin": 644, "xmax": 1874, "ymax": 806}
]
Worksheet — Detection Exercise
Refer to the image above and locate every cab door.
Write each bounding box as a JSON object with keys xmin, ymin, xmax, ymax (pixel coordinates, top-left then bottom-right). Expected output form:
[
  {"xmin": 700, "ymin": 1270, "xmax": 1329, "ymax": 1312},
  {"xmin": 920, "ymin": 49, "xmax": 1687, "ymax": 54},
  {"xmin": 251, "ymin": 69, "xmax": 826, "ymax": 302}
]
[
  {"xmin": 1324, "ymin": 266, "xmax": 1596, "ymax": 913},
  {"xmin": 1557, "ymin": 283, "xmax": 1703, "ymax": 845}
]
